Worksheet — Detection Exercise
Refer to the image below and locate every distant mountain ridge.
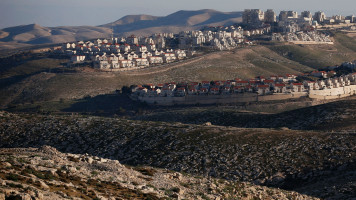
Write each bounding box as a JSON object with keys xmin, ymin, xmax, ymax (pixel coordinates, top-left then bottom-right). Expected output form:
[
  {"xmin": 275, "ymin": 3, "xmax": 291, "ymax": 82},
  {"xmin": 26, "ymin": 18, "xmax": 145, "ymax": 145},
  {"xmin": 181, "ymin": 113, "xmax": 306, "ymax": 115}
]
[{"xmin": 0, "ymin": 9, "xmax": 242, "ymax": 49}]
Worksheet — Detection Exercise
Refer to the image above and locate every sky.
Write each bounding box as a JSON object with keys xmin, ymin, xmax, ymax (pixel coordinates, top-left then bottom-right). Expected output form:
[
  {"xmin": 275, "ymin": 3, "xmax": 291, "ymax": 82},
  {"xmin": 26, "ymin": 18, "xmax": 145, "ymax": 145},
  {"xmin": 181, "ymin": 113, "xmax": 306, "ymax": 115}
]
[{"xmin": 0, "ymin": 0, "xmax": 355, "ymax": 29}]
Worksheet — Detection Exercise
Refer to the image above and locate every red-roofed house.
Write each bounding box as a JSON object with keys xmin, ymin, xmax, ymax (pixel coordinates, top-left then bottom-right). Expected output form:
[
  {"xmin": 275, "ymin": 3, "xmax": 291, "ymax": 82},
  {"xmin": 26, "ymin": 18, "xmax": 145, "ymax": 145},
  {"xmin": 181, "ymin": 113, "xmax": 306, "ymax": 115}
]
[
  {"xmin": 187, "ymin": 87, "xmax": 198, "ymax": 95},
  {"xmin": 210, "ymin": 87, "xmax": 220, "ymax": 95},
  {"xmin": 160, "ymin": 87, "xmax": 174, "ymax": 97},
  {"xmin": 311, "ymin": 71, "xmax": 327, "ymax": 78},
  {"xmin": 235, "ymin": 81, "xmax": 249, "ymax": 86},
  {"xmin": 202, "ymin": 81, "xmax": 211, "ymax": 88},
  {"xmin": 290, "ymin": 83, "xmax": 305, "ymax": 92},
  {"xmin": 199, "ymin": 88, "xmax": 208, "ymax": 95},
  {"xmin": 175, "ymin": 87, "xmax": 186, "ymax": 96},
  {"xmin": 257, "ymin": 85, "xmax": 271, "ymax": 95},
  {"xmin": 273, "ymin": 83, "xmax": 287, "ymax": 93},
  {"xmin": 263, "ymin": 79, "xmax": 275, "ymax": 86},
  {"xmin": 233, "ymin": 86, "xmax": 244, "ymax": 93},
  {"xmin": 222, "ymin": 86, "xmax": 231, "ymax": 94}
]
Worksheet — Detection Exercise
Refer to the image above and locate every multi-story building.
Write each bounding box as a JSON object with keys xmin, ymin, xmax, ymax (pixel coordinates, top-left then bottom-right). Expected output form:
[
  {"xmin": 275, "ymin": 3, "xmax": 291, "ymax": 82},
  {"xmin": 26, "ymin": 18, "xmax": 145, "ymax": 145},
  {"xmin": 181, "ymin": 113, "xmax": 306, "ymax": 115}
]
[
  {"xmin": 279, "ymin": 11, "xmax": 298, "ymax": 21},
  {"xmin": 314, "ymin": 11, "xmax": 326, "ymax": 23},
  {"xmin": 264, "ymin": 9, "xmax": 276, "ymax": 23},
  {"xmin": 301, "ymin": 11, "xmax": 312, "ymax": 19},
  {"xmin": 346, "ymin": 15, "xmax": 355, "ymax": 23},
  {"xmin": 243, "ymin": 9, "xmax": 265, "ymax": 26}
]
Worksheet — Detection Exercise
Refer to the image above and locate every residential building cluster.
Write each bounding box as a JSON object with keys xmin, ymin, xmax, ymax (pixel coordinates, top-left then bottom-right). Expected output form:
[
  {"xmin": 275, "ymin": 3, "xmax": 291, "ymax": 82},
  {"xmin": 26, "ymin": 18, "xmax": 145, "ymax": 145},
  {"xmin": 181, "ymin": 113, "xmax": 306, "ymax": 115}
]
[
  {"xmin": 131, "ymin": 72, "xmax": 356, "ymax": 98},
  {"xmin": 57, "ymin": 24, "xmax": 275, "ymax": 69},
  {"xmin": 243, "ymin": 9, "xmax": 355, "ymax": 32},
  {"xmin": 178, "ymin": 27, "xmax": 246, "ymax": 51},
  {"xmin": 61, "ymin": 36, "xmax": 192, "ymax": 70},
  {"xmin": 175, "ymin": 24, "xmax": 272, "ymax": 50},
  {"xmin": 271, "ymin": 31, "xmax": 332, "ymax": 43}
]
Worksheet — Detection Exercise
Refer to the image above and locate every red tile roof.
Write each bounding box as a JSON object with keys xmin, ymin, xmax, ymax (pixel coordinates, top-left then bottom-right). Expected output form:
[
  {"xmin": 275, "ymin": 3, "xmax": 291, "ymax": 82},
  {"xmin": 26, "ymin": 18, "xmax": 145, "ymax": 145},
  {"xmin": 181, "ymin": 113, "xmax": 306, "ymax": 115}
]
[
  {"xmin": 292, "ymin": 83, "xmax": 303, "ymax": 85},
  {"xmin": 274, "ymin": 84, "xmax": 285, "ymax": 87},
  {"xmin": 263, "ymin": 80, "xmax": 274, "ymax": 83}
]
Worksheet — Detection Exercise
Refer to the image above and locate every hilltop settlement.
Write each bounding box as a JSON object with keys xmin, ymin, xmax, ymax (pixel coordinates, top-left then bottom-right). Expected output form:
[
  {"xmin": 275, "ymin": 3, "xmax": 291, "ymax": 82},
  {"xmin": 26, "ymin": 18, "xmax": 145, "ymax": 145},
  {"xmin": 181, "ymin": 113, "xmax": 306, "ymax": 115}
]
[{"xmin": 51, "ymin": 9, "xmax": 356, "ymax": 71}]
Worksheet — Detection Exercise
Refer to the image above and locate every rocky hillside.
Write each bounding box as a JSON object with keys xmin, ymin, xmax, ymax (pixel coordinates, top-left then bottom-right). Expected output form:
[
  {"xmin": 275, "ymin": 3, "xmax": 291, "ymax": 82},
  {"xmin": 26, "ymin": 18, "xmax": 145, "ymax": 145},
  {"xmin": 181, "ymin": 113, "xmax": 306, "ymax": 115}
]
[
  {"xmin": 0, "ymin": 112, "xmax": 355, "ymax": 199},
  {"xmin": 0, "ymin": 146, "xmax": 317, "ymax": 200}
]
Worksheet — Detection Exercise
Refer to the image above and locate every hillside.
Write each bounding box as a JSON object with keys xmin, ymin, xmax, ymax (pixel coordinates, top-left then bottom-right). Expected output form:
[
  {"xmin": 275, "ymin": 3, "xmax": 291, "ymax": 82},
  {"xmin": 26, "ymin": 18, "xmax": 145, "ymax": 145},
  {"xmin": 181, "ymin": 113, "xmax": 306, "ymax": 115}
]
[
  {"xmin": 0, "ymin": 9, "xmax": 242, "ymax": 49},
  {"xmin": 133, "ymin": 96, "xmax": 356, "ymax": 131},
  {"xmin": 101, "ymin": 9, "xmax": 242, "ymax": 36},
  {"xmin": 0, "ymin": 24, "xmax": 113, "ymax": 49},
  {"xmin": 267, "ymin": 32, "xmax": 356, "ymax": 68},
  {"xmin": 0, "ymin": 112, "xmax": 355, "ymax": 199},
  {"xmin": 2, "ymin": 31, "xmax": 356, "ymax": 108},
  {"xmin": 0, "ymin": 146, "xmax": 318, "ymax": 200},
  {"xmin": 0, "ymin": 46, "xmax": 314, "ymax": 107}
]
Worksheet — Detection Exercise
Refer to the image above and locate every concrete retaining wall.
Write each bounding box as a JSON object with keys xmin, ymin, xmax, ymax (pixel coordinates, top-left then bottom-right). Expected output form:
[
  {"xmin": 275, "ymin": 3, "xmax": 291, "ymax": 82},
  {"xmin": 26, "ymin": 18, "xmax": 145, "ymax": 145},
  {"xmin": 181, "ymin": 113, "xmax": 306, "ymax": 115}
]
[
  {"xmin": 134, "ymin": 85, "xmax": 356, "ymax": 105},
  {"xmin": 309, "ymin": 85, "xmax": 356, "ymax": 100},
  {"xmin": 289, "ymin": 41, "xmax": 334, "ymax": 45}
]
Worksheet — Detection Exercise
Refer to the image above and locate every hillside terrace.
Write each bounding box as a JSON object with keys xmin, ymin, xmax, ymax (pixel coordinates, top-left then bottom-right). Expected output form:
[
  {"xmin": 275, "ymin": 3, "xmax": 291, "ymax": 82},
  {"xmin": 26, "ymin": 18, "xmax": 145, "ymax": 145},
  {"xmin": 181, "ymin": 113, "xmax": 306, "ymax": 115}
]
[{"xmin": 130, "ymin": 72, "xmax": 356, "ymax": 98}]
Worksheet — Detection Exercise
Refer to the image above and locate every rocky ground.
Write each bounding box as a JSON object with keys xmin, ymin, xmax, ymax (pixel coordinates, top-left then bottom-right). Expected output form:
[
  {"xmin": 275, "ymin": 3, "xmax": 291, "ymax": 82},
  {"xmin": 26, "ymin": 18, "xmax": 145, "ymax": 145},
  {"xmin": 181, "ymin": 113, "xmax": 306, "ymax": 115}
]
[
  {"xmin": 0, "ymin": 146, "xmax": 318, "ymax": 200},
  {"xmin": 0, "ymin": 111, "xmax": 355, "ymax": 199},
  {"xmin": 133, "ymin": 97, "xmax": 356, "ymax": 131}
]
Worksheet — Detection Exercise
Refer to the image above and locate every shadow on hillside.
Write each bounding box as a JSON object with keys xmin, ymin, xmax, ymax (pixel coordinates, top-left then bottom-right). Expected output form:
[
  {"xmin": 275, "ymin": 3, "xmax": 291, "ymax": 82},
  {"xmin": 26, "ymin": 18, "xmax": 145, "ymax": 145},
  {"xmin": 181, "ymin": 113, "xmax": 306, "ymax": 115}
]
[
  {"xmin": 130, "ymin": 98, "xmax": 356, "ymax": 131},
  {"xmin": 0, "ymin": 67, "xmax": 78, "ymax": 90},
  {"xmin": 61, "ymin": 93, "xmax": 153, "ymax": 116}
]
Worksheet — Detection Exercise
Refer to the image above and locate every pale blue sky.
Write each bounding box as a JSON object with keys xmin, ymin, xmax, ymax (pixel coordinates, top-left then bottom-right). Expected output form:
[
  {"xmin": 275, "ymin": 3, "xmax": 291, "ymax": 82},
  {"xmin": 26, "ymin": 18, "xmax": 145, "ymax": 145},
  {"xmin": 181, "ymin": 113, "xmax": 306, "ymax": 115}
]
[{"xmin": 0, "ymin": 0, "xmax": 355, "ymax": 29}]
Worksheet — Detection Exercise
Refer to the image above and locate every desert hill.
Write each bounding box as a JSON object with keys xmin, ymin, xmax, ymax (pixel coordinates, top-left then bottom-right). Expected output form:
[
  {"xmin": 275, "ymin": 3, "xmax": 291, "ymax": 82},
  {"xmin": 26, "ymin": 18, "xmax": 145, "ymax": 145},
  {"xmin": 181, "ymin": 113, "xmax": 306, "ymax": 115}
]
[
  {"xmin": 101, "ymin": 9, "xmax": 242, "ymax": 35},
  {"xmin": 0, "ymin": 24, "xmax": 112, "ymax": 49},
  {"xmin": 0, "ymin": 112, "xmax": 355, "ymax": 199},
  {"xmin": 0, "ymin": 145, "xmax": 318, "ymax": 200},
  {"xmin": 0, "ymin": 9, "xmax": 242, "ymax": 49}
]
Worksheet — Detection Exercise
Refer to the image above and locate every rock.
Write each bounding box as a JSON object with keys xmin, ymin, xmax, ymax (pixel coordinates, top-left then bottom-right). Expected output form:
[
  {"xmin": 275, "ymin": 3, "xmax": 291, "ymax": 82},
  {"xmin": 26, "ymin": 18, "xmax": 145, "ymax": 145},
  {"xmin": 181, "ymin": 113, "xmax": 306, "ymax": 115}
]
[
  {"xmin": 16, "ymin": 194, "xmax": 32, "ymax": 200},
  {"xmin": 39, "ymin": 145, "xmax": 59, "ymax": 155},
  {"xmin": 36, "ymin": 191, "xmax": 43, "ymax": 199},
  {"xmin": 47, "ymin": 169, "xmax": 58, "ymax": 177},
  {"xmin": 37, "ymin": 180, "xmax": 50, "ymax": 190},
  {"xmin": 173, "ymin": 172, "xmax": 182, "ymax": 180},
  {"xmin": 68, "ymin": 167, "xmax": 77, "ymax": 173},
  {"xmin": 204, "ymin": 122, "xmax": 212, "ymax": 126},
  {"xmin": 0, "ymin": 179, "xmax": 6, "ymax": 186},
  {"xmin": 3, "ymin": 189, "xmax": 18, "ymax": 196},
  {"xmin": 1, "ymin": 162, "xmax": 12, "ymax": 167},
  {"xmin": 85, "ymin": 157, "xmax": 94, "ymax": 164}
]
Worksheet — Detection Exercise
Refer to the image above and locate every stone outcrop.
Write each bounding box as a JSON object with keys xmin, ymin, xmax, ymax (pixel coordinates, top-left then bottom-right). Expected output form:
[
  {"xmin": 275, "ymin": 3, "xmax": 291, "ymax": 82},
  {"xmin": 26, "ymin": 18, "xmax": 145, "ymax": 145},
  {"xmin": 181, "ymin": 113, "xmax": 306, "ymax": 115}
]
[{"xmin": 0, "ymin": 146, "xmax": 318, "ymax": 200}]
